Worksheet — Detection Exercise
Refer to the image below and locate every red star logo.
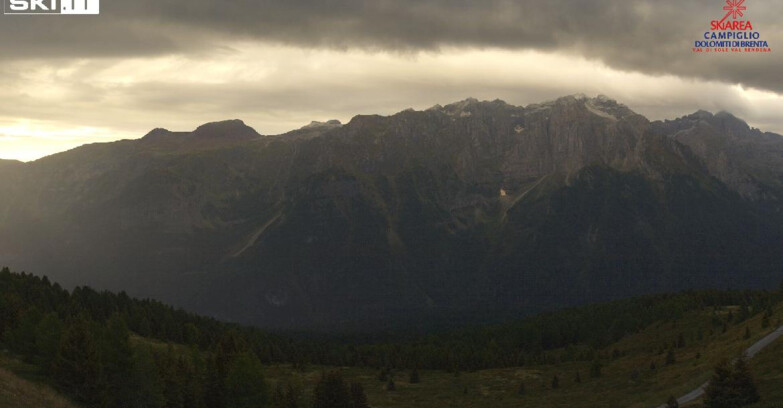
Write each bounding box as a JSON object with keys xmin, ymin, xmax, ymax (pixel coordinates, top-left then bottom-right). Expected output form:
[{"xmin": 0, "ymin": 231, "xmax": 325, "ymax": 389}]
[{"xmin": 719, "ymin": 0, "xmax": 747, "ymax": 23}]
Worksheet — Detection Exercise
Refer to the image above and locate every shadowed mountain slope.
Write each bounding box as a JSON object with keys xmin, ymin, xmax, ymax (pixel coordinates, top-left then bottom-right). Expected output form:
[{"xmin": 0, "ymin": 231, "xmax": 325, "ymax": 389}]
[{"xmin": 1, "ymin": 95, "xmax": 782, "ymax": 330}]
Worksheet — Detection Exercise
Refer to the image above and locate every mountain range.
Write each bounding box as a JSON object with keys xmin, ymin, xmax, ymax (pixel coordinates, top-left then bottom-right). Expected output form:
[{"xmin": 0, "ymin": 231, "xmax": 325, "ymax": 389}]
[{"xmin": 1, "ymin": 95, "xmax": 782, "ymax": 330}]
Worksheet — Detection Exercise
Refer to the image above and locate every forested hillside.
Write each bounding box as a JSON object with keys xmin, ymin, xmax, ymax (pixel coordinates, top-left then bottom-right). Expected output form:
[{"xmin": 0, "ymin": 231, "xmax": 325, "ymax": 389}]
[{"xmin": 2, "ymin": 267, "xmax": 782, "ymax": 407}]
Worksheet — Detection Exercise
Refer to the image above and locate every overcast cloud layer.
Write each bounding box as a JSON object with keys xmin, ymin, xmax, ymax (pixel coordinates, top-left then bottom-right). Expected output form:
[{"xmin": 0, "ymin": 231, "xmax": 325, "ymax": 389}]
[{"xmin": 0, "ymin": 0, "xmax": 780, "ymax": 161}]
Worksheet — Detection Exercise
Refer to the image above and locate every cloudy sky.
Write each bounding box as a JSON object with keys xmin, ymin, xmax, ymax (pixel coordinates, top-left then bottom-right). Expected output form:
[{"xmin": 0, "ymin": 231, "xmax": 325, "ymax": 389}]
[{"xmin": 0, "ymin": 0, "xmax": 781, "ymax": 161}]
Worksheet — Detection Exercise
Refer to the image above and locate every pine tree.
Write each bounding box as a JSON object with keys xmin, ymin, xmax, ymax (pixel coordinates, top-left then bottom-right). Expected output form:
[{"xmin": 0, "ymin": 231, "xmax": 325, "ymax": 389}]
[
  {"xmin": 273, "ymin": 383, "xmax": 300, "ymax": 408},
  {"xmin": 589, "ymin": 360, "xmax": 602, "ymax": 378},
  {"xmin": 704, "ymin": 356, "xmax": 760, "ymax": 408},
  {"xmin": 98, "ymin": 314, "xmax": 134, "ymax": 407},
  {"xmin": 574, "ymin": 371, "xmax": 581, "ymax": 383},
  {"xmin": 377, "ymin": 368, "xmax": 388, "ymax": 382},
  {"xmin": 666, "ymin": 395, "xmax": 679, "ymax": 408},
  {"xmin": 204, "ymin": 353, "xmax": 227, "ymax": 408},
  {"xmin": 665, "ymin": 349, "xmax": 676, "ymax": 366},
  {"xmin": 34, "ymin": 312, "xmax": 63, "ymax": 372},
  {"xmin": 283, "ymin": 384, "xmax": 299, "ymax": 408},
  {"xmin": 729, "ymin": 357, "xmax": 760, "ymax": 405},
  {"xmin": 180, "ymin": 353, "xmax": 207, "ymax": 408},
  {"xmin": 158, "ymin": 346, "xmax": 186, "ymax": 408},
  {"xmin": 517, "ymin": 381, "xmax": 525, "ymax": 396},
  {"xmin": 743, "ymin": 326, "xmax": 751, "ymax": 340},
  {"xmin": 6, "ymin": 307, "xmax": 41, "ymax": 359},
  {"xmin": 126, "ymin": 346, "xmax": 165, "ymax": 408},
  {"xmin": 676, "ymin": 333, "xmax": 686, "ymax": 348},
  {"xmin": 224, "ymin": 352, "xmax": 268, "ymax": 408},
  {"xmin": 52, "ymin": 316, "xmax": 103, "ymax": 404},
  {"xmin": 312, "ymin": 370, "xmax": 351, "ymax": 408},
  {"xmin": 350, "ymin": 382, "xmax": 369, "ymax": 408},
  {"xmin": 409, "ymin": 368, "xmax": 420, "ymax": 384},
  {"xmin": 386, "ymin": 378, "xmax": 396, "ymax": 391},
  {"xmin": 551, "ymin": 375, "xmax": 559, "ymax": 389}
]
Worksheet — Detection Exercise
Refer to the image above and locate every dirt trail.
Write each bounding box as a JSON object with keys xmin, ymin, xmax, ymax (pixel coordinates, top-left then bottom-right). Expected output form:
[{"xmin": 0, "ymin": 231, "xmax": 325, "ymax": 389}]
[{"xmin": 230, "ymin": 212, "xmax": 283, "ymax": 258}]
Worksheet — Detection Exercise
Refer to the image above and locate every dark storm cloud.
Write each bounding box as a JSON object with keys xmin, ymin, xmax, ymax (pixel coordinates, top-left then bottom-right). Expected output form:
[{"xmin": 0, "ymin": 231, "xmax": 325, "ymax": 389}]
[{"xmin": 0, "ymin": 0, "xmax": 780, "ymax": 91}]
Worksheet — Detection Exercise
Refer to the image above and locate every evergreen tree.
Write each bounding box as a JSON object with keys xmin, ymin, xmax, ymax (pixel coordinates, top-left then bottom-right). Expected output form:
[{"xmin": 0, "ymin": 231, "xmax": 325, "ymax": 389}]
[
  {"xmin": 34, "ymin": 312, "xmax": 63, "ymax": 372},
  {"xmin": 99, "ymin": 315, "xmax": 135, "ymax": 407},
  {"xmin": 281, "ymin": 384, "xmax": 299, "ymax": 408},
  {"xmin": 704, "ymin": 357, "xmax": 760, "ymax": 408},
  {"xmin": 205, "ymin": 342, "xmax": 232, "ymax": 408},
  {"xmin": 312, "ymin": 371, "xmax": 351, "ymax": 408},
  {"xmin": 676, "ymin": 333, "xmax": 686, "ymax": 348},
  {"xmin": 6, "ymin": 307, "xmax": 41, "ymax": 359},
  {"xmin": 349, "ymin": 383, "xmax": 369, "ymax": 408},
  {"xmin": 409, "ymin": 368, "xmax": 420, "ymax": 384},
  {"xmin": 551, "ymin": 375, "xmax": 559, "ymax": 389},
  {"xmin": 517, "ymin": 381, "xmax": 525, "ymax": 396},
  {"xmin": 666, "ymin": 395, "xmax": 679, "ymax": 408},
  {"xmin": 386, "ymin": 378, "xmax": 396, "ymax": 392},
  {"xmin": 729, "ymin": 357, "xmax": 760, "ymax": 406},
  {"xmin": 737, "ymin": 306, "xmax": 750, "ymax": 323},
  {"xmin": 181, "ymin": 350, "xmax": 207, "ymax": 408},
  {"xmin": 157, "ymin": 346, "xmax": 186, "ymax": 408},
  {"xmin": 224, "ymin": 352, "xmax": 268, "ymax": 408},
  {"xmin": 126, "ymin": 346, "xmax": 165, "ymax": 408},
  {"xmin": 183, "ymin": 323, "xmax": 201, "ymax": 346},
  {"xmin": 665, "ymin": 349, "xmax": 676, "ymax": 366},
  {"xmin": 574, "ymin": 371, "xmax": 581, "ymax": 384},
  {"xmin": 52, "ymin": 316, "xmax": 103, "ymax": 404},
  {"xmin": 173, "ymin": 356, "xmax": 200, "ymax": 408},
  {"xmin": 589, "ymin": 360, "xmax": 602, "ymax": 378},
  {"xmin": 204, "ymin": 354, "xmax": 226, "ymax": 408},
  {"xmin": 743, "ymin": 327, "xmax": 751, "ymax": 340}
]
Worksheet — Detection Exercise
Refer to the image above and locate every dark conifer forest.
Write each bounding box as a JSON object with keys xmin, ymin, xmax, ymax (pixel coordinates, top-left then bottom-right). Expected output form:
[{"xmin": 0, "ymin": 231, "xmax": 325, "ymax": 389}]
[{"xmin": 2, "ymin": 266, "xmax": 781, "ymax": 407}]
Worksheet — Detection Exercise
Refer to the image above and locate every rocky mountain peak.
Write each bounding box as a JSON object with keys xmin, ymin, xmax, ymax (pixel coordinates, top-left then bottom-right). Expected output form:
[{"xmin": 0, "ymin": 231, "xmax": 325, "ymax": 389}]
[
  {"xmin": 436, "ymin": 97, "xmax": 511, "ymax": 117},
  {"xmin": 302, "ymin": 119, "xmax": 343, "ymax": 130},
  {"xmin": 526, "ymin": 94, "xmax": 640, "ymax": 123},
  {"xmin": 192, "ymin": 119, "xmax": 260, "ymax": 140},
  {"xmin": 141, "ymin": 127, "xmax": 175, "ymax": 142},
  {"xmin": 2, "ymin": 95, "xmax": 783, "ymax": 330}
]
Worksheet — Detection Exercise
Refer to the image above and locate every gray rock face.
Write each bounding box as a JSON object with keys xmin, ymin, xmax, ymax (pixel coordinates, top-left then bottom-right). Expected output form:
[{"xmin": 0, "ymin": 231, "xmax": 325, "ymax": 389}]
[
  {"xmin": 1, "ymin": 95, "xmax": 782, "ymax": 330},
  {"xmin": 655, "ymin": 111, "xmax": 783, "ymax": 201}
]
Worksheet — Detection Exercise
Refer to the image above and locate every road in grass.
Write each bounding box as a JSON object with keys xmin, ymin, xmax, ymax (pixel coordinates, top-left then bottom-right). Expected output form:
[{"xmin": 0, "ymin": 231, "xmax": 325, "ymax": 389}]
[{"xmin": 655, "ymin": 325, "xmax": 783, "ymax": 408}]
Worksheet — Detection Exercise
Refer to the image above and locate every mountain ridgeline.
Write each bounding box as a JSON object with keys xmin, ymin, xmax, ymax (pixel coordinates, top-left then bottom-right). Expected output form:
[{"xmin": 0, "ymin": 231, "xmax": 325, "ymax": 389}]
[{"xmin": 1, "ymin": 95, "xmax": 782, "ymax": 330}]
